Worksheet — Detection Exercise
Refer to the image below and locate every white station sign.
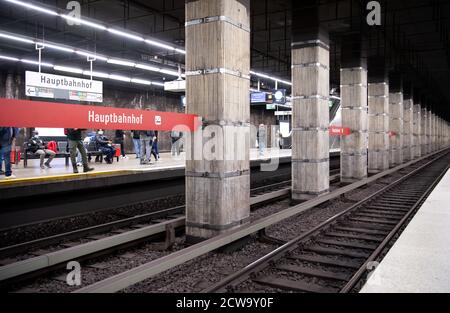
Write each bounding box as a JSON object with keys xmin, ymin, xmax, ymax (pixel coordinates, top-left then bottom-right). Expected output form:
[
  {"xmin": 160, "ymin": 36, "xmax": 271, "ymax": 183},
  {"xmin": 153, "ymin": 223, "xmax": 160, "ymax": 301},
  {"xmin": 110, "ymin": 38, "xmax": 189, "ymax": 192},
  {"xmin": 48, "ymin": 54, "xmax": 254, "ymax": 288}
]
[{"xmin": 25, "ymin": 71, "xmax": 103, "ymax": 103}]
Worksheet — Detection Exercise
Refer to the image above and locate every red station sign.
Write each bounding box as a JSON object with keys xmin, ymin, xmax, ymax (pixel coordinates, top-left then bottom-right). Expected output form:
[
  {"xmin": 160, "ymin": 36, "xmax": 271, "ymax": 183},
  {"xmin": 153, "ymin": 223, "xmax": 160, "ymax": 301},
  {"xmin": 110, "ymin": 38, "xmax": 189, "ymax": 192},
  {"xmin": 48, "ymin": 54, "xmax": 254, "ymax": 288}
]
[
  {"xmin": 329, "ymin": 126, "xmax": 351, "ymax": 136},
  {"xmin": 0, "ymin": 98, "xmax": 198, "ymax": 131}
]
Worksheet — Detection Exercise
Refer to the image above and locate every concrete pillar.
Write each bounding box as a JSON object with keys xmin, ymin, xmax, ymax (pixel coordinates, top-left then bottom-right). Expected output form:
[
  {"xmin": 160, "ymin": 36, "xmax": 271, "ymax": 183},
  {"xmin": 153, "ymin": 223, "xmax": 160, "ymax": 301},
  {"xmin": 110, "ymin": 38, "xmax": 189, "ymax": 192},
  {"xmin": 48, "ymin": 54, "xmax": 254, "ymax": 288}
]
[
  {"xmin": 185, "ymin": 0, "xmax": 251, "ymax": 242},
  {"xmin": 367, "ymin": 57, "xmax": 389, "ymax": 173},
  {"xmin": 431, "ymin": 113, "xmax": 436, "ymax": 152},
  {"xmin": 5, "ymin": 72, "xmax": 14, "ymax": 99},
  {"xmin": 426, "ymin": 110, "xmax": 432, "ymax": 153},
  {"xmin": 340, "ymin": 34, "xmax": 368, "ymax": 182},
  {"xmin": 421, "ymin": 107, "xmax": 428, "ymax": 155},
  {"xmin": 402, "ymin": 83, "xmax": 414, "ymax": 162},
  {"xmin": 291, "ymin": 1, "xmax": 330, "ymax": 201},
  {"xmin": 388, "ymin": 72, "xmax": 403, "ymax": 166},
  {"xmin": 412, "ymin": 93, "xmax": 422, "ymax": 158}
]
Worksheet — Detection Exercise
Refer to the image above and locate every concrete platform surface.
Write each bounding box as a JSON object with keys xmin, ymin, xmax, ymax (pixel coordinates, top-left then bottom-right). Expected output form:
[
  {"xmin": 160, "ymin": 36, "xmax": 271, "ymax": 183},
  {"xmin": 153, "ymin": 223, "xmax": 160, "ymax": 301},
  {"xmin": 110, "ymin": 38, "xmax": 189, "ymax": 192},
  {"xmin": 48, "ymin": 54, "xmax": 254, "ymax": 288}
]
[
  {"xmin": 361, "ymin": 167, "xmax": 450, "ymax": 293},
  {"xmin": 0, "ymin": 148, "xmax": 294, "ymax": 185}
]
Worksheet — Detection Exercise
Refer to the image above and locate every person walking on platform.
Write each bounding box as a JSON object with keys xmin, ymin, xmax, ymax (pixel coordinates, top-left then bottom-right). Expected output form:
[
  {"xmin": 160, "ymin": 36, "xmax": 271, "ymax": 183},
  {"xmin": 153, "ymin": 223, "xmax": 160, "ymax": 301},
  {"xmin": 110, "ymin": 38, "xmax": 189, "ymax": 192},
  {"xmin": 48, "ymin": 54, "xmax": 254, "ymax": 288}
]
[
  {"xmin": 66, "ymin": 128, "xmax": 94, "ymax": 174},
  {"xmin": 140, "ymin": 130, "xmax": 155, "ymax": 165},
  {"xmin": 27, "ymin": 130, "xmax": 56, "ymax": 169},
  {"xmin": 151, "ymin": 130, "xmax": 160, "ymax": 162},
  {"xmin": 0, "ymin": 127, "xmax": 18, "ymax": 179},
  {"xmin": 95, "ymin": 130, "xmax": 115, "ymax": 164},
  {"xmin": 131, "ymin": 130, "xmax": 141, "ymax": 159},
  {"xmin": 257, "ymin": 124, "xmax": 267, "ymax": 157},
  {"xmin": 170, "ymin": 130, "xmax": 183, "ymax": 156},
  {"xmin": 114, "ymin": 130, "xmax": 127, "ymax": 159}
]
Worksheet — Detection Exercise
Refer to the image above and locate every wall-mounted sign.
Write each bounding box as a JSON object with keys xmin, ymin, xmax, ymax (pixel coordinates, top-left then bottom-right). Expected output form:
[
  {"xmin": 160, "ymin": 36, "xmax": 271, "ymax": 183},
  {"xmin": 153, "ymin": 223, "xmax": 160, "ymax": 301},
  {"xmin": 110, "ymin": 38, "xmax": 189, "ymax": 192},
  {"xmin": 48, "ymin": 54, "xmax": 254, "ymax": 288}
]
[
  {"xmin": 0, "ymin": 98, "xmax": 198, "ymax": 131},
  {"xmin": 25, "ymin": 71, "xmax": 103, "ymax": 103},
  {"xmin": 164, "ymin": 79, "xmax": 186, "ymax": 92},
  {"xmin": 250, "ymin": 92, "xmax": 267, "ymax": 103},
  {"xmin": 266, "ymin": 104, "xmax": 276, "ymax": 110},
  {"xmin": 273, "ymin": 89, "xmax": 286, "ymax": 104}
]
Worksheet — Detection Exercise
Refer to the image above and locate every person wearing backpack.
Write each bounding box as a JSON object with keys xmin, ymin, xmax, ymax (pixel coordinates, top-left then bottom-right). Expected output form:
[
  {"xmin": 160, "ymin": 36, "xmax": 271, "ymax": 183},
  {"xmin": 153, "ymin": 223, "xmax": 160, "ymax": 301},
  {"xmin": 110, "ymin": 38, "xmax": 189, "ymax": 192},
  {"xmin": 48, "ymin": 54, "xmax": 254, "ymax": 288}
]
[
  {"xmin": 140, "ymin": 130, "xmax": 155, "ymax": 165},
  {"xmin": 0, "ymin": 127, "xmax": 19, "ymax": 179},
  {"xmin": 65, "ymin": 128, "xmax": 94, "ymax": 174}
]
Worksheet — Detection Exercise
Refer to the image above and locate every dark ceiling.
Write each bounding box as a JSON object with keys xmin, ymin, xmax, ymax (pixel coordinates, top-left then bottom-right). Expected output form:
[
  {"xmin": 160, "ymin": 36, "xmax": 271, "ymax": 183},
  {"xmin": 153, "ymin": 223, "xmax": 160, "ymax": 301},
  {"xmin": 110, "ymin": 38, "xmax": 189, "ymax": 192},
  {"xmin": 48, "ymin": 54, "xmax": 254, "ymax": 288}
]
[{"xmin": 0, "ymin": 0, "xmax": 449, "ymax": 120}]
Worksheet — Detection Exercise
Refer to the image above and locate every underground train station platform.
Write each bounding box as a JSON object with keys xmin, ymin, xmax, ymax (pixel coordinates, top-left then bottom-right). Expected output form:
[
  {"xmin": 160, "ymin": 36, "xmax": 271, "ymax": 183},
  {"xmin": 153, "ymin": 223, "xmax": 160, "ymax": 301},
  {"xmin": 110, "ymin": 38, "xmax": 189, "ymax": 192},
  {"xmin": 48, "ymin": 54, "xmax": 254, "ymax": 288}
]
[{"xmin": 1, "ymin": 0, "xmax": 450, "ymax": 304}]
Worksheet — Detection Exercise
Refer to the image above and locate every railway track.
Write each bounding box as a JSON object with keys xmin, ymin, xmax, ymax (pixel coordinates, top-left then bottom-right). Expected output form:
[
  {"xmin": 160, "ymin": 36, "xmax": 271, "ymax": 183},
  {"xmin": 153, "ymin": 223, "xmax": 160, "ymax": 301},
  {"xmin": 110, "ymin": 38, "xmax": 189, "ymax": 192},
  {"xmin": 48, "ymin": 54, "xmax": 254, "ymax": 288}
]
[
  {"xmin": 0, "ymin": 179, "xmax": 297, "ymax": 286},
  {"xmin": 204, "ymin": 152, "xmax": 450, "ymax": 293}
]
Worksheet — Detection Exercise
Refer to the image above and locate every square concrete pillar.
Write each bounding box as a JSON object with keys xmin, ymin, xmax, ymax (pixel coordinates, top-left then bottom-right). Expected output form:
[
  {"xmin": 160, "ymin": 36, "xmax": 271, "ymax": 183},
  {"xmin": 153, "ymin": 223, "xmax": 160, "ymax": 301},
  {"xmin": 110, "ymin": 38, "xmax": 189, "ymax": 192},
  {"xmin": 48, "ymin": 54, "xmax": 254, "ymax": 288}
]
[
  {"xmin": 403, "ymin": 98, "xmax": 414, "ymax": 162},
  {"xmin": 185, "ymin": 0, "xmax": 251, "ymax": 242},
  {"xmin": 368, "ymin": 82, "xmax": 389, "ymax": 173},
  {"xmin": 413, "ymin": 104, "xmax": 422, "ymax": 158},
  {"xmin": 421, "ymin": 108, "xmax": 428, "ymax": 154},
  {"xmin": 291, "ymin": 44, "xmax": 330, "ymax": 200},
  {"xmin": 389, "ymin": 92, "xmax": 404, "ymax": 166}
]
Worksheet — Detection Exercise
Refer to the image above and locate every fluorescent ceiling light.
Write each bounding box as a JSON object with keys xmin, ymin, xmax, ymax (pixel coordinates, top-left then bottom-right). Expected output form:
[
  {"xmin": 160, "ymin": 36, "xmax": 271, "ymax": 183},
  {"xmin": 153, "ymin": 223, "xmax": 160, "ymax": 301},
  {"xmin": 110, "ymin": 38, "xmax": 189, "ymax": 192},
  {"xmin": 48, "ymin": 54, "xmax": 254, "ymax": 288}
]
[
  {"xmin": 0, "ymin": 32, "xmax": 34, "ymax": 44},
  {"xmin": 5, "ymin": 0, "xmax": 58, "ymax": 16},
  {"xmin": 109, "ymin": 74, "xmax": 131, "ymax": 82},
  {"xmin": 42, "ymin": 43, "xmax": 75, "ymax": 53},
  {"xmin": 60, "ymin": 15, "xmax": 107, "ymax": 30},
  {"xmin": 21, "ymin": 59, "xmax": 53, "ymax": 67},
  {"xmin": 0, "ymin": 55, "xmax": 19, "ymax": 61},
  {"xmin": 135, "ymin": 63, "xmax": 160, "ymax": 72},
  {"xmin": 152, "ymin": 82, "xmax": 165, "ymax": 87},
  {"xmin": 131, "ymin": 78, "xmax": 152, "ymax": 85},
  {"xmin": 144, "ymin": 39, "xmax": 174, "ymax": 51},
  {"xmin": 175, "ymin": 48, "xmax": 186, "ymax": 55},
  {"xmin": 53, "ymin": 65, "xmax": 83, "ymax": 74},
  {"xmin": 107, "ymin": 58, "xmax": 136, "ymax": 67},
  {"xmin": 82, "ymin": 70, "xmax": 109, "ymax": 79},
  {"xmin": 250, "ymin": 70, "xmax": 292, "ymax": 86},
  {"xmin": 107, "ymin": 29, "xmax": 144, "ymax": 42},
  {"xmin": 75, "ymin": 51, "xmax": 108, "ymax": 62}
]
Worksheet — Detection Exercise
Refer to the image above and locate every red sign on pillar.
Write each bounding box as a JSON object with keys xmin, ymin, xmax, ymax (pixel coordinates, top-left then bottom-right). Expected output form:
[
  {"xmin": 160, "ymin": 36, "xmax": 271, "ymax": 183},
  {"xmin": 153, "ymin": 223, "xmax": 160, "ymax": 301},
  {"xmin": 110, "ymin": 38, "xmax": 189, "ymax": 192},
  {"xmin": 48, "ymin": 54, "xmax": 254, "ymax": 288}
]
[
  {"xmin": 329, "ymin": 126, "xmax": 351, "ymax": 136},
  {"xmin": 0, "ymin": 98, "xmax": 198, "ymax": 131}
]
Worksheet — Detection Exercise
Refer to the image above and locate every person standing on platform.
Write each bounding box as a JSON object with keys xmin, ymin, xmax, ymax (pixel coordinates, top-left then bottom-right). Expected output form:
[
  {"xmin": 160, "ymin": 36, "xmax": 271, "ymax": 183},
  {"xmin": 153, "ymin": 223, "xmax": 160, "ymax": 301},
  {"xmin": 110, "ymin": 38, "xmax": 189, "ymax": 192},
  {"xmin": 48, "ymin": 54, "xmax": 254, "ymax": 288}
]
[
  {"xmin": 151, "ymin": 130, "xmax": 160, "ymax": 162},
  {"xmin": 131, "ymin": 130, "xmax": 141, "ymax": 159},
  {"xmin": 114, "ymin": 130, "xmax": 127, "ymax": 159},
  {"xmin": 66, "ymin": 128, "xmax": 94, "ymax": 174},
  {"xmin": 170, "ymin": 130, "xmax": 182, "ymax": 156},
  {"xmin": 0, "ymin": 127, "xmax": 18, "ymax": 179},
  {"xmin": 27, "ymin": 130, "xmax": 56, "ymax": 169},
  {"xmin": 257, "ymin": 124, "xmax": 267, "ymax": 157},
  {"xmin": 140, "ymin": 130, "xmax": 155, "ymax": 165}
]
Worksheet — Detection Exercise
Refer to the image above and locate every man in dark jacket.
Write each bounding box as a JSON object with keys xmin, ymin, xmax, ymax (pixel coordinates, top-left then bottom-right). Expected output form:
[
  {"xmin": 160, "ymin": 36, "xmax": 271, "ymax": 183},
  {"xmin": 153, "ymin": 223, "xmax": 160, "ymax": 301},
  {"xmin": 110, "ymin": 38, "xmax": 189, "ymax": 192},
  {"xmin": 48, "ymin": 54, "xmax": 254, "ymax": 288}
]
[
  {"xmin": 140, "ymin": 130, "xmax": 155, "ymax": 165},
  {"xmin": 0, "ymin": 127, "xmax": 19, "ymax": 178},
  {"xmin": 66, "ymin": 128, "xmax": 94, "ymax": 174},
  {"xmin": 114, "ymin": 130, "xmax": 127, "ymax": 159},
  {"xmin": 28, "ymin": 130, "xmax": 56, "ymax": 169},
  {"xmin": 95, "ymin": 130, "xmax": 115, "ymax": 164}
]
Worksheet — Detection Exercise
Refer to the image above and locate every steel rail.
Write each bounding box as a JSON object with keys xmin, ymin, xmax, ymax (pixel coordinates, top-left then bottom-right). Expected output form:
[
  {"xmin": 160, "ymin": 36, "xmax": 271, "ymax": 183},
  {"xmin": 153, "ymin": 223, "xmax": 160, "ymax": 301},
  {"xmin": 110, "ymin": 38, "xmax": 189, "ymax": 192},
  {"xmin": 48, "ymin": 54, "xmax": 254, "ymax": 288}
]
[
  {"xmin": 204, "ymin": 151, "xmax": 450, "ymax": 293},
  {"xmin": 340, "ymin": 161, "xmax": 450, "ymax": 293},
  {"xmin": 73, "ymin": 148, "xmax": 449, "ymax": 293}
]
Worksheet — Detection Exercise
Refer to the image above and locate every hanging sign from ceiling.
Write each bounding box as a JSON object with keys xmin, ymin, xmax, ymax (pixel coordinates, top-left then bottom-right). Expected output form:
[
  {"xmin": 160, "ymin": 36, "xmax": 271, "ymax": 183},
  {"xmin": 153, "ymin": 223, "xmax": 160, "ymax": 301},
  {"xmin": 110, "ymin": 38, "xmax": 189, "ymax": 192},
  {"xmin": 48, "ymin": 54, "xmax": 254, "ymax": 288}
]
[{"xmin": 25, "ymin": 71, "xmax": 103, "ymax": 103}]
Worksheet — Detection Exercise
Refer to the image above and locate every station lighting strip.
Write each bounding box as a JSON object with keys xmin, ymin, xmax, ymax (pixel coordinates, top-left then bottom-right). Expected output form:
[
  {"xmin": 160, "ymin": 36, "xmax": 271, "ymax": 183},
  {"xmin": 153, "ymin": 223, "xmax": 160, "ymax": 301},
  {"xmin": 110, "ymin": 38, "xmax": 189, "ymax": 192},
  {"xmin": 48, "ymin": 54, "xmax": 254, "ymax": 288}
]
[
  {"xmin": 0, "ymin": 31, "xmax": 182, "ymax": 78},
  {"xmin": 3, "ymin": 0, "xmax": 292, "ymax": 87},
  {"xmin": 0, "ymin": 54, "xmax": 164, "ymax": 86}
]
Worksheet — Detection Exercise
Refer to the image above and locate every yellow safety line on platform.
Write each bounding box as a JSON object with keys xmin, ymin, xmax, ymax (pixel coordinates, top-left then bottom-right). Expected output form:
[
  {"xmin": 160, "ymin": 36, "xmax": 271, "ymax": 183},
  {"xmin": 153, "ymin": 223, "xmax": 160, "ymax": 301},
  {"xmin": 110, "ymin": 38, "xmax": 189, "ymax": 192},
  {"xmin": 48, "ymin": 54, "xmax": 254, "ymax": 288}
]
[{"xmin": 0, "ymin": 170, "xmax": 135, "ymax": 187}]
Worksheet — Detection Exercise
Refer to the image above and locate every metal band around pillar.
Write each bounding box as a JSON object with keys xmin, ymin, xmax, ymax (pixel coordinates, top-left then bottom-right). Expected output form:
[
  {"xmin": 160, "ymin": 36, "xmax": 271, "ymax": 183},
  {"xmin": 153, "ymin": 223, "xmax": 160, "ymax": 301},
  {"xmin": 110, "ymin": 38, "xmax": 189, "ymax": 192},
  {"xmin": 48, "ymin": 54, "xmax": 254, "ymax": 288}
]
[
  {"xmin": 186, "ymin": 170, "xmax": 250, "ymax": 179},
  {"xmin": 185, "ymin": 15, "xmax": 250, "ymax": 33},
  {"xmin": 368, "ymin": 113, "xmax": 389, "ymax": 117},
  {"xmin": 291, "ymin": 39, "xmax": 330, "ymax": 50},
  {"xmin": 342, "ymin": 151, "xmax": 368, "ymax": 157},
  {"xmin": 291, "ymin": 62, "xmax": 329, "ymax": 70},
  {"xmin": 292, "ymin": 127, "xmax": 328, "ymax": 132},
  {"xmin": 292, "ymin": 189, "xmax": 330, "ymax": 196},
  {"xmin": 185, "ymin": 68, "xmax": 250, "ymax": 80},
  {"xmin": 291, "ymin": 95, "xmax": 329, "ymax": 101},
  {"xmin": 200, "ymin": 120, "xmax": 251, "ymax": 127},
  {"xmin": 341, "ymin": 106, "xmax": 367, "ymax": 111},
  {"xmin": 292, "ymin": 158, "xmax": 330, "ymax": 163},
  {"xmin": 340, "ymin": 83, "xmax": 367, "ymax": 88}
]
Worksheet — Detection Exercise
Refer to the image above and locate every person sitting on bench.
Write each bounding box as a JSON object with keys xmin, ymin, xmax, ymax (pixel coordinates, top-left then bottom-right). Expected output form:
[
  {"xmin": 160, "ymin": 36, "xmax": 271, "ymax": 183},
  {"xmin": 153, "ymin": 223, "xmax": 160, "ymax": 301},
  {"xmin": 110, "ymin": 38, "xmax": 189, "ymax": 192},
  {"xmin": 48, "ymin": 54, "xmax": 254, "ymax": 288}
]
[
  {"xmin": 95, "ymin": 130, "xmax": 115, "ymax": 164},
  {"xmin": 27, "ymin": 131, "xmax": 55, "ymax": 169}
]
